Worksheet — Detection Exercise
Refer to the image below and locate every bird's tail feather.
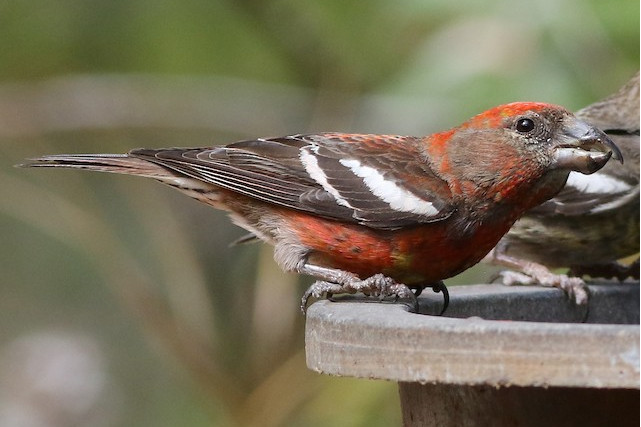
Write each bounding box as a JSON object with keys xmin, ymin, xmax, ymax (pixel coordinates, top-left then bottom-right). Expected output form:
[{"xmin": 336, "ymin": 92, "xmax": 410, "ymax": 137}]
[{"xmin": 20, "ymin": 154, "xmax": 170, "ymax": 178}]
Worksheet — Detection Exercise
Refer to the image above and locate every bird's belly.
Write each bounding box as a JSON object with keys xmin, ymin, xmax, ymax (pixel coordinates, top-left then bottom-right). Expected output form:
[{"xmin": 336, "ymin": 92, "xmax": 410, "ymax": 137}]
[{"xmin": 287, "ymin": 212, "xmax": 511, "ymax": 284}]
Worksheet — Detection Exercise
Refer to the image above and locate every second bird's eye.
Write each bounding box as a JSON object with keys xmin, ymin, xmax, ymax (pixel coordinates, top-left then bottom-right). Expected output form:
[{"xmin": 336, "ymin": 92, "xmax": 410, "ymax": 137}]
[{"xmin": 516, "ymin": 118, "xmax": 535, "ymax": 133}]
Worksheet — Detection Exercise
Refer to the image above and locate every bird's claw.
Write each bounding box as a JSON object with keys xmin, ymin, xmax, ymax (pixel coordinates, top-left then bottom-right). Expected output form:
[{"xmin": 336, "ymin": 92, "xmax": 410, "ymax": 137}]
[
  {"xmin": 496, "ymin": 269, "xmax": 589, "ymax": 305},
  {"xmin": 411, "ymin": 281, "xmax": 449, "ymax": 315},
  {"xmin": 300, "ymin": 273, "xmax": 418, "ymax": 314},
  {"xmin": 431, "ymin": 281, "xmax": 450, "ymax": 315}
]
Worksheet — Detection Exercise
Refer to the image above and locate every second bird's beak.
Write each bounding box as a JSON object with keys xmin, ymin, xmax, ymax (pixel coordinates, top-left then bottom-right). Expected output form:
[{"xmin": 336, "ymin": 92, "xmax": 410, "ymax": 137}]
[{"xmin": 554, "ymin": 117, "xmax": 623, "ymax": 174}]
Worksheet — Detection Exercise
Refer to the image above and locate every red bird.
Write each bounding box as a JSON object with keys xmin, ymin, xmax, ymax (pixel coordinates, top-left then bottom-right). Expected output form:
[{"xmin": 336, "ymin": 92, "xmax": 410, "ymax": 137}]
[{"xmin": 24, "ymin": 102, "xmax": 621, "ymax": 313}]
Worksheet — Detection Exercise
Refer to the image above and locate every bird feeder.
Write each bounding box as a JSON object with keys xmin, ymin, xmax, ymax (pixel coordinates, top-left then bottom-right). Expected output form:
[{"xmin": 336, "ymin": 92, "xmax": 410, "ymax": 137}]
[{"xmin": 305, "ymin": 282, "xmax": 639, "ymax": 426}]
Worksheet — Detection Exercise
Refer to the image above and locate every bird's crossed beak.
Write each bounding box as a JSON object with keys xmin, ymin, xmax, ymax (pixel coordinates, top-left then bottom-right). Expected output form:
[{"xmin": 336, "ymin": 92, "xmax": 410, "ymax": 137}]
[{"xmin": 553, "ymin": 117, "xmax": 623, "ymax": 174}]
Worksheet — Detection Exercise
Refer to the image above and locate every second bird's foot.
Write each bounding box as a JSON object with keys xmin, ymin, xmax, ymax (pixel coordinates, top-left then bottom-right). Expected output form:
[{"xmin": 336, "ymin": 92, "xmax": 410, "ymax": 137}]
[{"xmin": 496, "ymin": 269, "xmax": 589, "ymax": 305}]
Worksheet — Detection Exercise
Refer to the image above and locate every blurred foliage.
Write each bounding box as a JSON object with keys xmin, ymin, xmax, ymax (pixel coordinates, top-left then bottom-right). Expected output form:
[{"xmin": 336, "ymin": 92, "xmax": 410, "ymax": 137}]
[{"xmin": 0, "ymin": 0, "xmax": 638, "ymax": 426}]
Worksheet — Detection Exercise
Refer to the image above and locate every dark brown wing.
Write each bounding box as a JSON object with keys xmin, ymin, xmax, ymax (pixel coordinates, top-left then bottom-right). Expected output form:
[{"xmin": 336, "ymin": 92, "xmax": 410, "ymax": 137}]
[{"xmin": 131, "ymin": 133, "xmax": 455, "ymax": 229}]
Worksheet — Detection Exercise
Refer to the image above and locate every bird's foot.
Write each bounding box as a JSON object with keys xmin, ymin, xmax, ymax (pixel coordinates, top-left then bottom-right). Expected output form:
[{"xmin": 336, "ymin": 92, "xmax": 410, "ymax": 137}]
[
  {"xmin": 569, "ymin": 258, "xmax": 640, "ymax": 281},
  {"xmin": 301, "ymin": 273, "xmax": 418, "ymax": 314},
  {"xmin": 496, "ymin": 267, "xmax": 588, "ymax": 305},
  {"xmin": 412, "ymin": 281, "xmax": 449, "ymax": 315}
]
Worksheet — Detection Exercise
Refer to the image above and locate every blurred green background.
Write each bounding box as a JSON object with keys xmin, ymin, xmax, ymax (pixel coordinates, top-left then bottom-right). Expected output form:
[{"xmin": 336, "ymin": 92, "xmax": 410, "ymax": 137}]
[{"xmin": 0, "ymin": 0, "xmax": 638, "ymax": 425}]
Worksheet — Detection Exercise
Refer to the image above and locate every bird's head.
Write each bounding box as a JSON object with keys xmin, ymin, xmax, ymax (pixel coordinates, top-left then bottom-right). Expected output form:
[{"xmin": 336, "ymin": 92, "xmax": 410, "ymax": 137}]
[
  {"xmin": 467, "ymin": 102, "xmax": 623, "ymax": 175},
  {"xmin": 432, "ymin": 102, "xmax": 624, "ymax": 211}
]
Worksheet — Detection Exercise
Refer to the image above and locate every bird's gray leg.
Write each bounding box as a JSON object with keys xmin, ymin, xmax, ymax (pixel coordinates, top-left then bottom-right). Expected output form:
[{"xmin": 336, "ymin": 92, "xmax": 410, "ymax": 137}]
[{"xmin": 297, "ymin": 262, "xmax": 417, "ymax": 314}]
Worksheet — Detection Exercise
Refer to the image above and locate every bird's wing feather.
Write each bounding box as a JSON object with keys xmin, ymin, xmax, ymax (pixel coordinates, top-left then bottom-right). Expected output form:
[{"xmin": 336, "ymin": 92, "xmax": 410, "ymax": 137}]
[
  {"xmin": 131, "ymin": 134, "xmax": 455, "ymax": 229},
  {"xmin": 531, "ymin": 163, "xmax": 639, "ymax": 216}
]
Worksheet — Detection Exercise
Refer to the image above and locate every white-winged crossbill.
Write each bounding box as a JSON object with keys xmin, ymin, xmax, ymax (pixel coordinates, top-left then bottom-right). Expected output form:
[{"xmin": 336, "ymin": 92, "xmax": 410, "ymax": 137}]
[
  {"xmin": 24, "ymin": 102, "xmax": 621, "ymax": 313},
  {"xmin": 488, "ymin": 74, "xmax": 640, "ymax": 304}
]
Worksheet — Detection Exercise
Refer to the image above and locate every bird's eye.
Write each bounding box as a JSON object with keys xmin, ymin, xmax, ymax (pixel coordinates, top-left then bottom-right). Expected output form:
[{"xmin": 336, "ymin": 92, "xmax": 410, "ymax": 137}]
[{"xmin": 516, "ymin": 118, "xmax": 535, "ymax": 133}]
